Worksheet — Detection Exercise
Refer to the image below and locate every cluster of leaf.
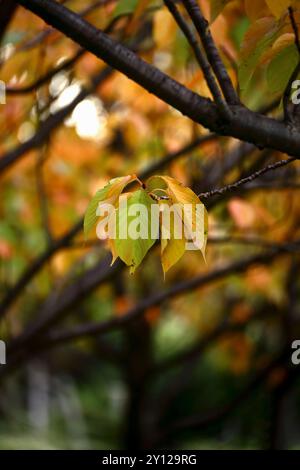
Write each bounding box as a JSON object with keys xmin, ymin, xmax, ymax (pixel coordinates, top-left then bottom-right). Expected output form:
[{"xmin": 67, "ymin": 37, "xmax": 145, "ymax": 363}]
[
  {"xmin": 84, "ymin": 175, "xmax": 207, "ymax": 275},
  {"xmin": 211, "ymin": 0, "xmax": 300, "ymax": 96}
]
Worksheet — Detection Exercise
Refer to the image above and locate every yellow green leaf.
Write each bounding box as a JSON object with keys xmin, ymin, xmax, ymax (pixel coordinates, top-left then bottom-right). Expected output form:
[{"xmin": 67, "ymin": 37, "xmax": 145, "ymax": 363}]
[
  {"xmin": 114, "ymin": 189, "xmax": 157, "ymax": 273},
  {"xmin": 113, "ymin": 0, "xmax": 139, "ymax": 19}
]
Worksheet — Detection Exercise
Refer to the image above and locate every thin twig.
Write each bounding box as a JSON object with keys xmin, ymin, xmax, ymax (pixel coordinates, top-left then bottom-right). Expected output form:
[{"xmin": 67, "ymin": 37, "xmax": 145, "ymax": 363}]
[
  {"xmin": 283, "ymin": 7, "xmax": 300, "ymax": 122},
  {"xmin": 198, "ymin": 157, "xmax": 296, "ymax": 199}
]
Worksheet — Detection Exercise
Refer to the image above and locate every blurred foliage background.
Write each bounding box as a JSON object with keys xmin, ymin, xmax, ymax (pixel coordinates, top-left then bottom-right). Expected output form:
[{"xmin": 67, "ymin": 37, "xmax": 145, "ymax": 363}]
[{"xmin": 0, "ymin": 0, "xmax": 300, "ymax": 449}]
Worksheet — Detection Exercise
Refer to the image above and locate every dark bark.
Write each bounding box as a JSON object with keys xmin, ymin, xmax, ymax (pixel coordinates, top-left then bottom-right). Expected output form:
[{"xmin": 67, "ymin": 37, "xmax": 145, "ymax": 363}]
[{"xmin": 0, "ymin": 0, "xmax": 17, "ymax": 44}]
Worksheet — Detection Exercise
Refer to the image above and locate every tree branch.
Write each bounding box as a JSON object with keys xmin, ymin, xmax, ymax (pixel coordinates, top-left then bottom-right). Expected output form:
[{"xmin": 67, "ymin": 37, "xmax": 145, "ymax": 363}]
[
  {"xmin": 163, "ymin": 0, "xmax": 231, "ymax": 119},
  {"xmin": 13, "ymin": 244, "xmax": 297, "ymax": 354},
  {"xmin": 14, "ymin": 0, "xmax": 300, "ymax": 159}
]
